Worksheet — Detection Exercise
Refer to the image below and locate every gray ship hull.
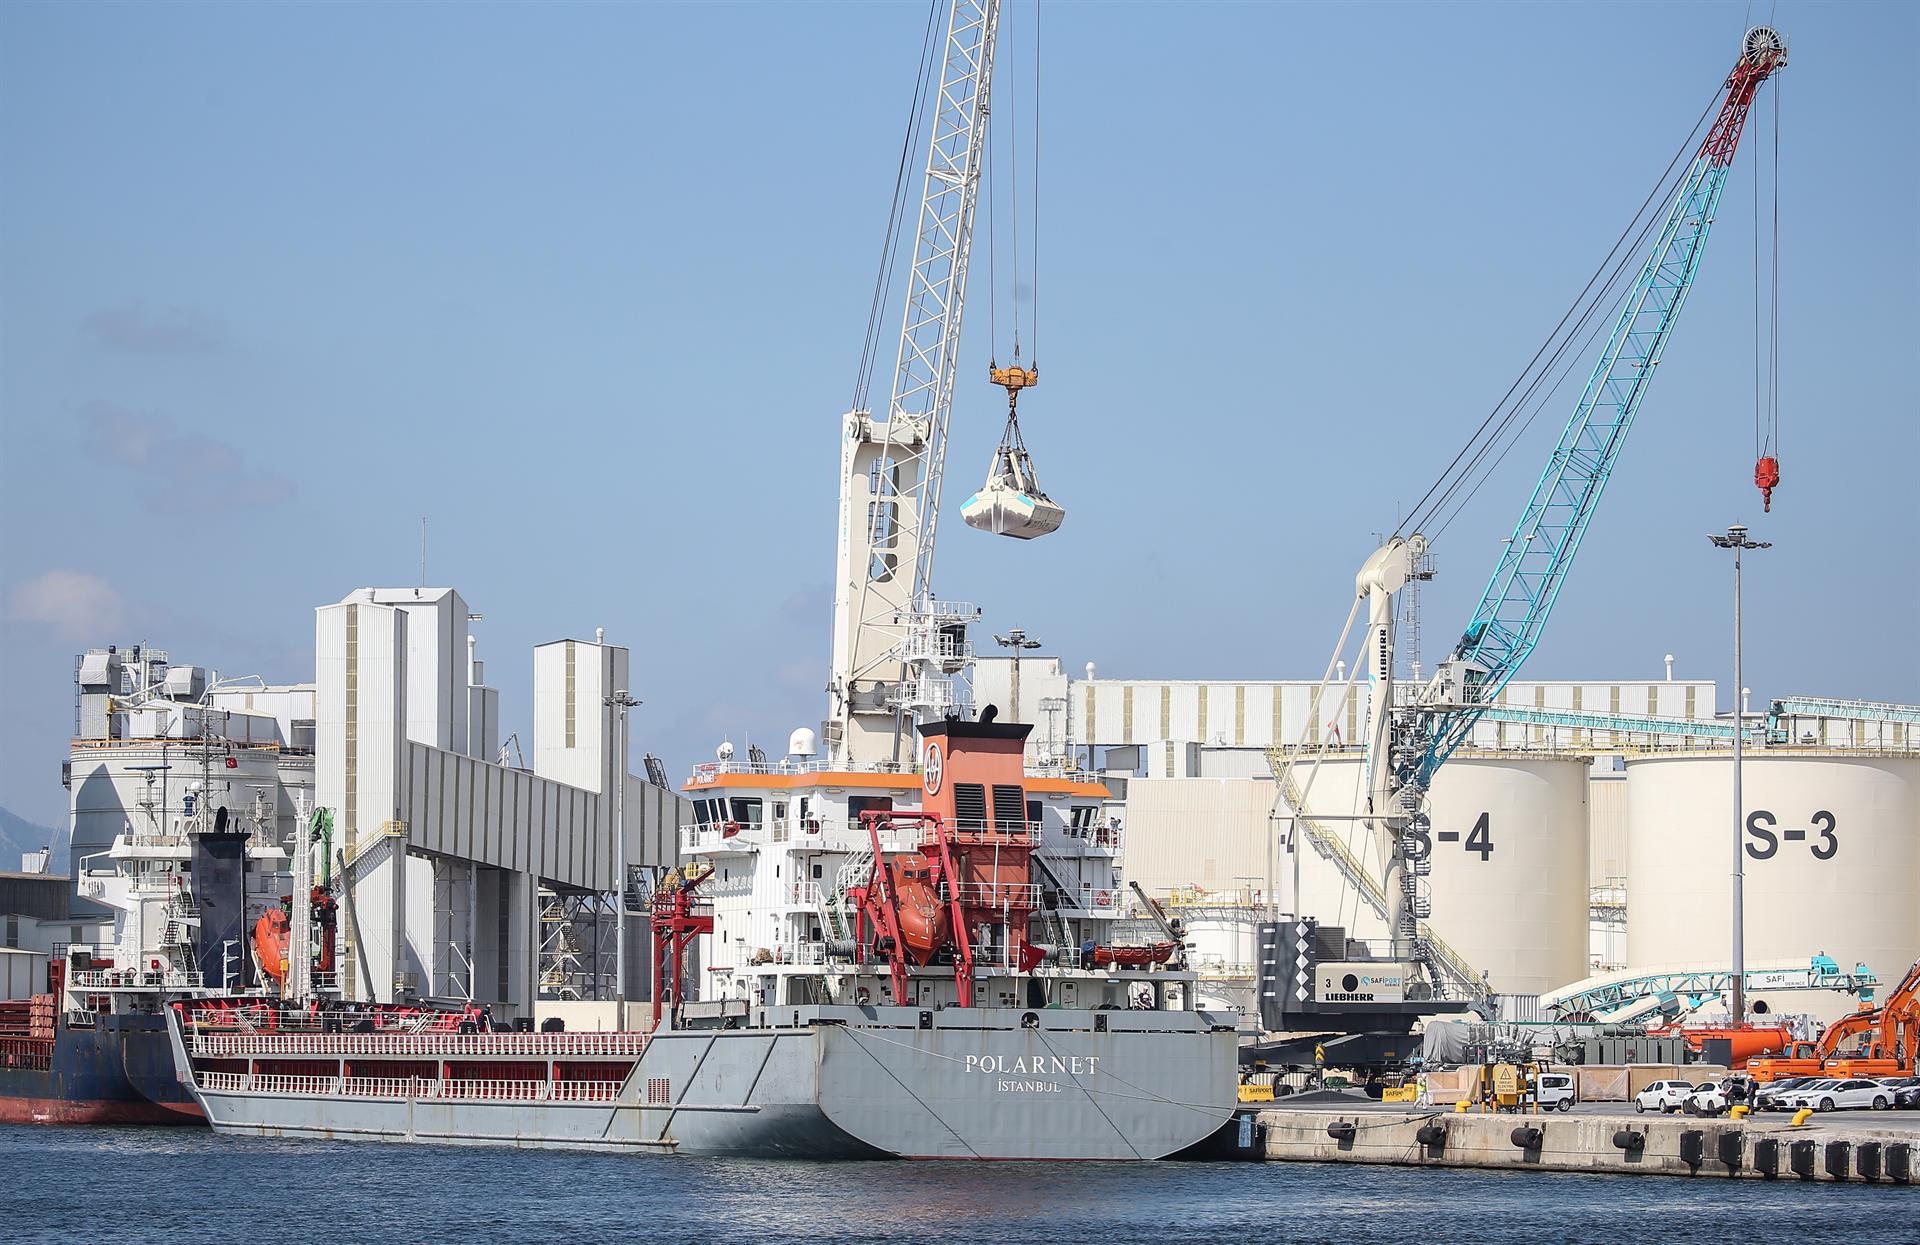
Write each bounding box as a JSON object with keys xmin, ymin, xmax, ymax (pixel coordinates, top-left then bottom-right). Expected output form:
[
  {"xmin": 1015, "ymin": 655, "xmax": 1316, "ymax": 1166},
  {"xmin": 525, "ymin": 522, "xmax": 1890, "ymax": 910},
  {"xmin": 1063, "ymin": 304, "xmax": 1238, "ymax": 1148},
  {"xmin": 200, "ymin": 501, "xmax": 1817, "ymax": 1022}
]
[{"xmin": 174, "ymin": 1005, "xmax": 1238, "ymax": 1160}]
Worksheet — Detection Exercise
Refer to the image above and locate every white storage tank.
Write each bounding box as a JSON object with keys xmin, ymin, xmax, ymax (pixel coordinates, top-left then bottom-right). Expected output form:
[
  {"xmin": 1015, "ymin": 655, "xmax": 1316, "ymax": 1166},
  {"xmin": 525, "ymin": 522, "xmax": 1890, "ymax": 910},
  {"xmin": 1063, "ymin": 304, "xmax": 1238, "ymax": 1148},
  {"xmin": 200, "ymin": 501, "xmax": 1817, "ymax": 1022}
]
[
  {"xmin": 1624, "ymin": 752, "xmax": 1920, "ymax": 989},
  {"xmin": 1277, "ymin": 752, "xmax": 1591, "ymax": 999}
]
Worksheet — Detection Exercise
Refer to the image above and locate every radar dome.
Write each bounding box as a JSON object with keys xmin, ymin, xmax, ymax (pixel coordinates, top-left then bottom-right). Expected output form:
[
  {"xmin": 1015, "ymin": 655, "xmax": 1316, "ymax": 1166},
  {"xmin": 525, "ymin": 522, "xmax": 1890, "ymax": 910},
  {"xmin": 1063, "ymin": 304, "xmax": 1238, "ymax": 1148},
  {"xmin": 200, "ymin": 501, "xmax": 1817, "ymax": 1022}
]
[{"xmin": 788, "ymin": 727, "xmax": 818, "ymax": 758}]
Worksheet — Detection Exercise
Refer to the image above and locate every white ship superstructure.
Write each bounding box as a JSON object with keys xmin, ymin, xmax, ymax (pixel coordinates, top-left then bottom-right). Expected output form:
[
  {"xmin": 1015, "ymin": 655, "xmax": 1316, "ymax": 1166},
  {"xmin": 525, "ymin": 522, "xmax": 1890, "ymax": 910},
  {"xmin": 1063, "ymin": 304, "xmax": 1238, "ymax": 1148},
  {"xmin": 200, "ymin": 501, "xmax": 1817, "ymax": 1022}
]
[{"xmin": 682, "ymin": 736, "xmax": 1130, "ymax": 1011}]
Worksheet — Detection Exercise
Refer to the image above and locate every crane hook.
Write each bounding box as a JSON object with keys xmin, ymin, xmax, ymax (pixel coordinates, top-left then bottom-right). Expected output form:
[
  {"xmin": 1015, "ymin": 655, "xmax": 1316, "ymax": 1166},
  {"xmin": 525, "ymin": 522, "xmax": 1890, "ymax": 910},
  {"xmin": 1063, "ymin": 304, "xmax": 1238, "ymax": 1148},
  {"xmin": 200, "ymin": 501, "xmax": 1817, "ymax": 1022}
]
[{"xmin": 1754, "ymin": 456, "xmax": 1780, "ymax": 512}]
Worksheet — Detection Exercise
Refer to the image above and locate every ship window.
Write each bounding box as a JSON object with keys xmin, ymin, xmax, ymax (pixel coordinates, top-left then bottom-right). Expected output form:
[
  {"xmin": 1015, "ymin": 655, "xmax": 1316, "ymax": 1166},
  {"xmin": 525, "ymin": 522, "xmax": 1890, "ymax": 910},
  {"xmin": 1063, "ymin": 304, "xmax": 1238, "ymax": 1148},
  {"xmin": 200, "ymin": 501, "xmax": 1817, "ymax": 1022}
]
[
  {"xmin": 811, "ymin": 864, "xmax": 823, "ymax": 879},
  {"xmin": 848, "ymin": 795, "xmax": 893, "ymax": 820},
  {"xmin": 991, "ymin": 784, "xmax": 1025, "ymax": 830},
  {"xmin": 954, "ymin": 783, "xmax": 987, "ymax": 827},
  {"xmin": 728, "ymin": 798, "xmax": 763, "ymax": 829},
  {"xmin": 1026, "ymin": 799, "xmax": 1043, "ymax": 830},
  {"xmin": 773, "ymin": 802, "xmax": 787, "ymax": 821}
]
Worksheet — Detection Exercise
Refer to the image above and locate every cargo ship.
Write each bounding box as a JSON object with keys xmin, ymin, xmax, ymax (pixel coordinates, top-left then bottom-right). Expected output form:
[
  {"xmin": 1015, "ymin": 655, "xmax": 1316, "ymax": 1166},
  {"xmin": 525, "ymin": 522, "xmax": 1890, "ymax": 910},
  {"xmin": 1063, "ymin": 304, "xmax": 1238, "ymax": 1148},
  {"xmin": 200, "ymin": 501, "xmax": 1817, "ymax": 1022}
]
[
  {"xmin": 167, "ymin": 718, "xmax": 1241, "ymax": 1158},
  {"xmin": 2, "ymin": 758, "xmax": 295, "ymax": 1125}
]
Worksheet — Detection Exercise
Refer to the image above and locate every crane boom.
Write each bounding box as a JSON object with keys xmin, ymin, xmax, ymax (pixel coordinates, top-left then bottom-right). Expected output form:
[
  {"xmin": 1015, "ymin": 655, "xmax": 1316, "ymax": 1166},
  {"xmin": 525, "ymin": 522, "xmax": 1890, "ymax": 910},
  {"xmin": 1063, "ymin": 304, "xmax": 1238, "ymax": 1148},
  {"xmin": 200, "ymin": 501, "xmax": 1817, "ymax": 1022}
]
[
  {"xmin": 1412, "ymin": 27, "xmax": 1787, "ymax": 789},
  {"xmin": 829, "ymin": 0, "xmax": 1001, "ymax": 764},
  {"xmin": 1338, "ymin": 29, "xmax": 1787, "ymax": 990}
]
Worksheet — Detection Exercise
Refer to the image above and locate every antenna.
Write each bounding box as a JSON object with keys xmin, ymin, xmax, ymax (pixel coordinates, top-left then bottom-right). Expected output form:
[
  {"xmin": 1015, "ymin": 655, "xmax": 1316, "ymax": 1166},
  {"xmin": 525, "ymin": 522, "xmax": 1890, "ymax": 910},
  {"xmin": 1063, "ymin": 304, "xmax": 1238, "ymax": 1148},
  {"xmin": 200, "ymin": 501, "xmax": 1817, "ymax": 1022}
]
[{"xmin": 420, "ymin": 517, "xmax": 428, "ymax": 587}]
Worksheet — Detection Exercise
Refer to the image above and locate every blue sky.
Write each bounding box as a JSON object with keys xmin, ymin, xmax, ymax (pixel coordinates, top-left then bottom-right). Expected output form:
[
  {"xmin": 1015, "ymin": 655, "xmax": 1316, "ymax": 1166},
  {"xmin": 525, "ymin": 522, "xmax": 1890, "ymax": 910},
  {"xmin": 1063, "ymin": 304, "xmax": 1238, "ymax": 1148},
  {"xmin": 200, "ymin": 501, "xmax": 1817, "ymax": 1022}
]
[{"xmin": 2, "ymin": 0, "xmax": 1914, "ymax": 828}]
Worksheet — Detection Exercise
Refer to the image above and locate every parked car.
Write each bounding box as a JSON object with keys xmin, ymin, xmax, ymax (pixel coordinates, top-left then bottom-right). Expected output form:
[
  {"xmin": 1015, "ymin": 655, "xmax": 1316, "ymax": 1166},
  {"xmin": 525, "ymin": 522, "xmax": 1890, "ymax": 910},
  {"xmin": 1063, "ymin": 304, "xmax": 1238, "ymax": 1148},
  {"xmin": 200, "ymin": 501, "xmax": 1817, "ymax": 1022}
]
[
  {"xmin": 1778, "ymin": 1078, "xmax": 1844, "ymax": 1110},
  {"xmin": 1535, "ymin": 1073, "xmax": 1575, "ymax": 1112},
  {"xmin": 1786, "ymin": 1078, "xmax": 1892, "ymax": 1112},
  {"xmin": 1875, "ymin": 1076, "xmax": 1920, "ymax": 1110},
  {"xmin": 1753, "ymin": 1076, "xmax": 1817, "ymax": 1112},
  {"xmin": 1634, "ymin": 1079, "xmax": 1697, "ymax": 1113},
  {"xmin": 1684, "ymin": 1082, "xmax": 1731, "ymax": 1116}
]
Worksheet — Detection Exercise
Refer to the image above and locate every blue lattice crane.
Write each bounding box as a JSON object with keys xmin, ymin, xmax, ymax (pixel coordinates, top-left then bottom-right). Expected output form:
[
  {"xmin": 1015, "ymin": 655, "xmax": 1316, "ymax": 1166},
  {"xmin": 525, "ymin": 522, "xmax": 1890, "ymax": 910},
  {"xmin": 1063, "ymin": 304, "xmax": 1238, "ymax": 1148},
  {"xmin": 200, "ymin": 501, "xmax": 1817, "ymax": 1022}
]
[{"xmin": 1354, "ymin": 28, "xmax": 1787, "ymax": 982}]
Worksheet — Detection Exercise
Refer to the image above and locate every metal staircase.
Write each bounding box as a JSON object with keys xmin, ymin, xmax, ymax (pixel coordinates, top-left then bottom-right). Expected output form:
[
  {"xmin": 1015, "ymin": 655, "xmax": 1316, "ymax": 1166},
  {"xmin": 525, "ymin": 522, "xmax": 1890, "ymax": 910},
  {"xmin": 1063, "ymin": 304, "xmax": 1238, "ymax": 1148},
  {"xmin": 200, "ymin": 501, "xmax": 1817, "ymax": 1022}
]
[
  {"xmin": 1266, "ymin": 748, "xmax": 1490, "ymax": 1009},
  {"xmin": 818, "ymin": 848, "xmax": 873, "ymax": 955}
]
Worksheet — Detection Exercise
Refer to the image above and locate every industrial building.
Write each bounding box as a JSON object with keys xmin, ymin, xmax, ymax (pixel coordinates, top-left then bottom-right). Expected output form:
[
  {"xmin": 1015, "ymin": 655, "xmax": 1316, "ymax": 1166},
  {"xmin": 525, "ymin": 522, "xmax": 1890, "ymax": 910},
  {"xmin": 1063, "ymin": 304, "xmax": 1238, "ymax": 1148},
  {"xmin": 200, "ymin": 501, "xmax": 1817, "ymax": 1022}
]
[{"xmin": 58, "ymin": 588, "xmax": 687, "ymax": 1021}]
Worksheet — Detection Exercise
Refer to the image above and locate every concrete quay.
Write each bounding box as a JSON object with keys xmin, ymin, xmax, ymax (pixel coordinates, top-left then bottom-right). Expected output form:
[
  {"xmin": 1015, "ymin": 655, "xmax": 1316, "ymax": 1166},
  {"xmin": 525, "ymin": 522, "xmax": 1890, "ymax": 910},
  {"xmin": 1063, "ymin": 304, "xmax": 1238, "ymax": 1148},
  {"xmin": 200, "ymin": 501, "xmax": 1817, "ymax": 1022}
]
[{"xmin": 1253, "ymin": 1106, "xmax": 1920, "ymax": 1183}]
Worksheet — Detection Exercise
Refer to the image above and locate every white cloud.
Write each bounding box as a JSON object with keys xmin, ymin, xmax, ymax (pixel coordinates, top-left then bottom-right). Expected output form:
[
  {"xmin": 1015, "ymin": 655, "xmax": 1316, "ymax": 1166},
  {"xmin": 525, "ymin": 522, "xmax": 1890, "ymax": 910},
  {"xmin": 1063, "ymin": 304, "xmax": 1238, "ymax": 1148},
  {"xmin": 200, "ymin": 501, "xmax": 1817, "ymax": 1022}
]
[
  {"xmin": 73, "ymin": 399, "xmax": 296, "ymax": 511},
  {"xmin": 6, "ymin": 570, "xmax": 127, "ymax": 641},
  {"xmin": 82, "ymin": 302, "xmax": 224, "ymax": 354}
]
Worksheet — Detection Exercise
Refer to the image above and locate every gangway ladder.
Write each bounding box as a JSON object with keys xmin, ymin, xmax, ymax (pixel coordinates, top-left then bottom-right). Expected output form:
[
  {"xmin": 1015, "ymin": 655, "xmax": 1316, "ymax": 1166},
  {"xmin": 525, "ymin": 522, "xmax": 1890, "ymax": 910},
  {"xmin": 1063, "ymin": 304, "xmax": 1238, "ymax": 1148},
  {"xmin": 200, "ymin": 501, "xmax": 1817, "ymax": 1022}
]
[{"xmin": 1265, "ymin": 747, "xmax": 1490, "ymax": 1011}]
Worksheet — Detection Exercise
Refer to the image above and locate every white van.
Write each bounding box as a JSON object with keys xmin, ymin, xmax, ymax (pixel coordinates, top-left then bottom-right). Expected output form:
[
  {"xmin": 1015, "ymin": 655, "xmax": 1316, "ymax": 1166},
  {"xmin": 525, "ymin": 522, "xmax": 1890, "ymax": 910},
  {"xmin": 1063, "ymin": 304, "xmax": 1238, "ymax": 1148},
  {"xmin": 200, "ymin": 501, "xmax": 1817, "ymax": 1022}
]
[{"xmin": 1536, "ymin": 1072, "xmax": 1576, "ymax": 1111}]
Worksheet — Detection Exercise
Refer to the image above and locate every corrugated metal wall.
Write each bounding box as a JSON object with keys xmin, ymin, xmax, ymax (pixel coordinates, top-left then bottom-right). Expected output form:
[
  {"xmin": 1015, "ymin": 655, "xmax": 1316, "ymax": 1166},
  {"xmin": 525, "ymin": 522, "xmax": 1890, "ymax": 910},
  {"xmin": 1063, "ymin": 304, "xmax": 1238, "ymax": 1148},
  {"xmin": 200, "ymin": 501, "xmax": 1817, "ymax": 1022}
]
[{"xmin": 1120, "ymin": 778, "xmax": 1274, "ymax": 895}]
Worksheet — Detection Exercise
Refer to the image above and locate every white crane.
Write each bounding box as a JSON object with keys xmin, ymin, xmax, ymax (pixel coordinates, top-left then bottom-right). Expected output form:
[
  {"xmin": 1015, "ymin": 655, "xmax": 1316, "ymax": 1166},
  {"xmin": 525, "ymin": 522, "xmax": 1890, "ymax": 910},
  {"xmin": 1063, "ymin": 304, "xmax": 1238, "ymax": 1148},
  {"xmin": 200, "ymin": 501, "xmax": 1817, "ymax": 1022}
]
[{"xmin": 827, "ymin": 0, "xmax": 1003, "ymax": 766}]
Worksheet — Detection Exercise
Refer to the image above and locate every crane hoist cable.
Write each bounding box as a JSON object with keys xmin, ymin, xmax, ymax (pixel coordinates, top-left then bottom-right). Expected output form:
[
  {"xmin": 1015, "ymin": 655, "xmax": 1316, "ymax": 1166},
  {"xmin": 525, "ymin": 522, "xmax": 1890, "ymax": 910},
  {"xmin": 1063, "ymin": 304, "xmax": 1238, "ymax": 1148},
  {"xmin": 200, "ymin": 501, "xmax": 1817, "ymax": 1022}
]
[
  {"xmin": 1393, "ymin": 84, "xmax": 1726, "ymax": 547},
  {"xmin": 965, "ymin": 0, "xmax": 1062, "ymax": 541},
  {"xmin": 850, "ymin": 0, "xmax": 946, "ymax": 415},
  {"xmin": 1753, "ymin": 73, "xmax": 1783, "ymax": 511}
]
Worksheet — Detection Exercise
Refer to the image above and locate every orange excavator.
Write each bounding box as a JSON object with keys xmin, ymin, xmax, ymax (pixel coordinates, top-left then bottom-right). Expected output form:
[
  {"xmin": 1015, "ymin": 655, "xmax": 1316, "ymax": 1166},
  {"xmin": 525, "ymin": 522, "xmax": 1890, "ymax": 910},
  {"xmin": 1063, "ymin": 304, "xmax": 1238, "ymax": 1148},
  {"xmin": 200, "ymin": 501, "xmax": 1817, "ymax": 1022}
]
[{"xmin": 1747, "ymin": 958, "xmax": 1920, "ymax": 1082}]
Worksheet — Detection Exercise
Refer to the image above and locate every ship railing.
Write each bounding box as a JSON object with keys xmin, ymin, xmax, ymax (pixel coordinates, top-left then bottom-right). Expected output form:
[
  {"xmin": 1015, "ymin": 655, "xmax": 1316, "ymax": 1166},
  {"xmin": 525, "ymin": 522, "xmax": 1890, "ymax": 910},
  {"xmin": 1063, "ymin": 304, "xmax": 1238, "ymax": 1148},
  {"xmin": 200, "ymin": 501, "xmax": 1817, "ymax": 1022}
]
[
  {"xmin": 783, "ymin": 881, "xmax": 823, "ymax": 907},
  {"xmin": 71, "ymin": 968, "xmax": 204, "ymax": 989},
  {"xmin": 680, "ymin": 824, "xmax": 759, "ymax": 854},
  {"xmin": 189, "ymin": 1029, "xmax": 651, "ymax": 1058},
  {"xmin": 943, "ymin": 881, "xmax": 1041, "ymax": 909},
  {"xmin": 1059, "ymin": 823, "xmax": 1124, "ymax": 855},
  {"xmin": 198, "ymin": 1071, "xmax": 626, "ymax": 1102},
  {"xmin": 934, "ymin": 820, "xmax": 1040, "ymax": 847},
  {"xmin": 687, "ymin": 758, "xmax": 913, "ymax": 784},
  {"xmin": 1049, "ymin": 884, "xmax": 1121, "ymax": 914}
]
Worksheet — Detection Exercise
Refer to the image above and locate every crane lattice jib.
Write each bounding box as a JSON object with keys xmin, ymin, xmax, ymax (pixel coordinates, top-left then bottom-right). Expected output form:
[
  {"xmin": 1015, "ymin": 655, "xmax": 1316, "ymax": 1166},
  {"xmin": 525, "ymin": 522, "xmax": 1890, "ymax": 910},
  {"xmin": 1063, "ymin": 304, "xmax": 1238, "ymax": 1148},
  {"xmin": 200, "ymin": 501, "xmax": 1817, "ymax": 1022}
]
[
  {"xmin": 867, "ymin": 0, "xmax": 999, "ymax": 608},
  {"xmin": 1417, "ymin": 29, "xmax": 1785, "ymax": 787}
]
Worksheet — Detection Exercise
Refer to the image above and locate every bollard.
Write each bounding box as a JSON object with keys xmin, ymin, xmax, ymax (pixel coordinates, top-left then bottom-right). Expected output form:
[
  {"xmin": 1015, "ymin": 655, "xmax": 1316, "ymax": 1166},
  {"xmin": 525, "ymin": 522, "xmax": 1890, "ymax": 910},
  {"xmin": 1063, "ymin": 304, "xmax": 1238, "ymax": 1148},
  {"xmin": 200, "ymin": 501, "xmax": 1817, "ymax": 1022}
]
[
  {"xmin": 1856, "ymin": 1142, "xmax": 1882, "ymax": 1182},
  {"xmin": 1453, "ymin": 1099, "xmax": 1470, "ymax": 1114},
  {"xmin": 1717, "ymin": 1131, "xmax": 1743, "ymax": 1171},
  {"xmin": 1790, "ymin": 1107, "xmax": 1814, "ymax": 1127},
  {"xmin": 1612, "ymin": 1128, "xmax": 1646, "ymax": 1152},
  {"xmin": 1728, "ymin": 1104, "xmax": 1750, "ymax": 1120},
  {"xmin": 1510, "ymin": 1125, "xmax": 1543, "ymax": 1150},
  {"xmin": 1887, "ymin": 1142, "xmax": 1912, "ymax": 1184},
  {"xmin": 1678, "ymin": 1130, "xmax": 1705, "ymax": 1167},
  {"xmin": 1789, "ymin": 1138, "xmax": 1817, "ymax": 1179},
  {"xmin": 1824, "ymin": 1140, "xmax": 1850, "ymax": 1181},
  {"xmin": 1753, "ymin": 1136, "xmax": 1780, "ymax": 1179}
]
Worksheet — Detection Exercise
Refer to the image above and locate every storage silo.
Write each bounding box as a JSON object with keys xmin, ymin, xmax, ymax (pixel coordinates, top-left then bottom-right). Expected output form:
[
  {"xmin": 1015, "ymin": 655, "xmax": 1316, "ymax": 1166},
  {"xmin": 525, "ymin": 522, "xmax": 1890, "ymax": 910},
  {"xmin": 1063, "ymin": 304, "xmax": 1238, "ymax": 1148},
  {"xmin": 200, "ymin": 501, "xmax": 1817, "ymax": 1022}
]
[
  {"xmin": 1624, "ymin": 752, "xmax": 1920, "ymax": 992},
  {"xmin": 1277, "ymin": 753, "xmax": 1591, "ymax": 998}
]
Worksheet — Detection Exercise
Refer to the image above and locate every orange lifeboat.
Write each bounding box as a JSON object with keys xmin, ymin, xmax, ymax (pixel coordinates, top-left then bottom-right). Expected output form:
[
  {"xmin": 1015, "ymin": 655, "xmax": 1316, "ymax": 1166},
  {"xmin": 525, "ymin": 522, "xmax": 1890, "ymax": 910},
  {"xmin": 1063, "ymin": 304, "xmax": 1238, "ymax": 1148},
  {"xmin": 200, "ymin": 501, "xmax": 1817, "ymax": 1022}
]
[
  {"xmin": 885, "ymin": 853, "xmax": 949, "ymax": 963},
  {"xmin": 252, "ymin": 908, "xmax": 292, "ymax": 988}
]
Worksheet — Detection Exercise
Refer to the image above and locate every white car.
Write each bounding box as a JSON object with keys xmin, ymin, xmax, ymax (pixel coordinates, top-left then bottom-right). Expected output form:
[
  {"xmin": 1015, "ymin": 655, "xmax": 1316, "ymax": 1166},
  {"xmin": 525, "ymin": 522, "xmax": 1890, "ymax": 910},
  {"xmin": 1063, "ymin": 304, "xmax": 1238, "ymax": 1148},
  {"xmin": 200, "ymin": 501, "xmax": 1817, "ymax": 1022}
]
[
  {"xmin": 1535, "ymin": 1073, "xmax": 1576, "ymax": 1112},
  {"xmin": 1684, "ymin": 1082, "xmax": 1730, "ymax": 1115},
  {"xmin": 1634, "ymin": 1079, "xmax": 1697, "ymax": 1113},
  {"xmin": 1787, "ymin": 1078, "xmax": 1894, "ymax": 1112}
]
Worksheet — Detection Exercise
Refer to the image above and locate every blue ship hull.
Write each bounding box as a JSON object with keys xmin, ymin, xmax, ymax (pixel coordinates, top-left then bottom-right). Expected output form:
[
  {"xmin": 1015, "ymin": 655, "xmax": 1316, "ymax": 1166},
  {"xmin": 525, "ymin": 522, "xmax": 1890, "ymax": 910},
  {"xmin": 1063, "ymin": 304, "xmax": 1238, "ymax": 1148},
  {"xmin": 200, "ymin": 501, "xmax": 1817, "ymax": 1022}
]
[{"xmin": 0, "ymin": 1013, "xmax": 203, "ymax": 1125}]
